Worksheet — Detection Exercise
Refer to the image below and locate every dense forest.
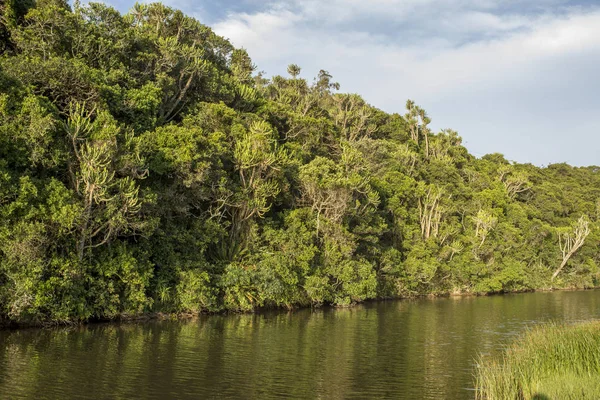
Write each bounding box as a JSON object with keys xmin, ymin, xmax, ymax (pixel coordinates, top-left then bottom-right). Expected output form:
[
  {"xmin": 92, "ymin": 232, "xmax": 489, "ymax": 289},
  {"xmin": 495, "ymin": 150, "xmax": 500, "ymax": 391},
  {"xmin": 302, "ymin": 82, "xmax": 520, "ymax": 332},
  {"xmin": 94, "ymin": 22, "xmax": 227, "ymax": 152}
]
[{"xmin": 0, "ymin": 0, "xmax": 599, "ymax": 325}]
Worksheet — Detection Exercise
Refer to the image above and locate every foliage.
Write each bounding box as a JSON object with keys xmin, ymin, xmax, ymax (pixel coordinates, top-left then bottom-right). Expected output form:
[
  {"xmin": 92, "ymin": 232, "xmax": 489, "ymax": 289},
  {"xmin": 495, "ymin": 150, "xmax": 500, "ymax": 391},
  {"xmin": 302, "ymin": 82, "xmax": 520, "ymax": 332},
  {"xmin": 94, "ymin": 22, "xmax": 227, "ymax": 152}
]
[{"xmin": 0, "ymin": 1, "xmax": 599, "ymax": 324}]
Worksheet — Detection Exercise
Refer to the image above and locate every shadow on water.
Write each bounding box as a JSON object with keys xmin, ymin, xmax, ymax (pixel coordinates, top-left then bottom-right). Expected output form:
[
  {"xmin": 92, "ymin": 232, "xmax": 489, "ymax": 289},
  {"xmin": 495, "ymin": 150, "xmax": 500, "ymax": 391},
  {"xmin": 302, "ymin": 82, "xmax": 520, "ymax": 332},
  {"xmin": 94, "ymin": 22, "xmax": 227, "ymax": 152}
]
[{"xmin": 0, "ymin": 290, "xmax": 599, "ymax": 399}]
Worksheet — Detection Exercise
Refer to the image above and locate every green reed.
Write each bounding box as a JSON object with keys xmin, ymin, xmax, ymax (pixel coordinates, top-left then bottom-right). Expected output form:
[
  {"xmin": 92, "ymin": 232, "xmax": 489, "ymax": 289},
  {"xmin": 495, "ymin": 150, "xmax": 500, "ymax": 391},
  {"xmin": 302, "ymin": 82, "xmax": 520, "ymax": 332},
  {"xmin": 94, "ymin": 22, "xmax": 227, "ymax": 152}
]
[{"xmin": 475, "ymin": 321, "xmax": 600, "ymax": 399}]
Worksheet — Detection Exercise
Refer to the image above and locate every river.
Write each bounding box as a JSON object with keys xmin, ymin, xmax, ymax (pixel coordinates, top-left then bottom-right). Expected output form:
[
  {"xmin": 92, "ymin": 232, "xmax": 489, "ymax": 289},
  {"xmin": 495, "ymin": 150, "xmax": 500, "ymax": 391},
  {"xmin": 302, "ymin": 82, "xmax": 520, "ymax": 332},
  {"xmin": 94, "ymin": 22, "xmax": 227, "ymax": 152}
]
[{"xmin": 1, "ymin": 290, "xmax": 599, "ymax": 399}]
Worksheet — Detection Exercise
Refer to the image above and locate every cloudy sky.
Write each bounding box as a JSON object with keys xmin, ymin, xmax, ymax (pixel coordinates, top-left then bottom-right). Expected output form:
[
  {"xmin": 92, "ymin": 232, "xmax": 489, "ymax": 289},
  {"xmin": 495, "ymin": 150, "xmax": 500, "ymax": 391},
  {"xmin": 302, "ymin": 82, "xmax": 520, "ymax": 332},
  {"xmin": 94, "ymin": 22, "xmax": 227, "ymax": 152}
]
[{"xmin": 92, "ymin": 0, "xmax": 599, "ymax": 166}]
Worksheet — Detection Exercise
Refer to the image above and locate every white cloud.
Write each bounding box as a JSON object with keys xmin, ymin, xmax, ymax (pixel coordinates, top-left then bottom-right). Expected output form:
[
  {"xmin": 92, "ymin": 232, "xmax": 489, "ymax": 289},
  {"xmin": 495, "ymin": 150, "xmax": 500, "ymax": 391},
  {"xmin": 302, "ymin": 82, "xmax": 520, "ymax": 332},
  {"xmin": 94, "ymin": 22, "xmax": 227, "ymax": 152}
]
[
  {"xmin": 212, "ymin": 1, "xmax": 600, "ymax": 166},
  {"xmin": 214, "ymin": 2, "xmax": 600, "ymax": 93}
]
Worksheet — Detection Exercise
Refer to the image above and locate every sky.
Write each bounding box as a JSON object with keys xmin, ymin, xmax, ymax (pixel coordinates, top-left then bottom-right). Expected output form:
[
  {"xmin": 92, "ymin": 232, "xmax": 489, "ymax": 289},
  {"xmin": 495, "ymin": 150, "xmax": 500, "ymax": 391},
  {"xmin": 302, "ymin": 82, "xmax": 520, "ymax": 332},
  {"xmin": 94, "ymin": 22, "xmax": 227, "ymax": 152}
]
[{"xmin": 88, "ymin": 0, "xmax": 600, "ymax": 166}]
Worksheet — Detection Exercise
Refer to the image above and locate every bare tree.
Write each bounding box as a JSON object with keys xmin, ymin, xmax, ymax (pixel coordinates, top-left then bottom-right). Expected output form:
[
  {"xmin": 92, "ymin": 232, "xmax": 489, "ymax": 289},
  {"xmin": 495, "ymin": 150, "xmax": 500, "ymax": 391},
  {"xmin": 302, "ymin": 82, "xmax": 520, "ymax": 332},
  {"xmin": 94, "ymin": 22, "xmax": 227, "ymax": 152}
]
[
  {"xmin": 404, "ymin": 100, "xmax": 432, "ymax": 158},
  {"xmin": 472, "ymin": 209, "xmax": 497, "ymax": 248},
  {"xmin": 498, "ymin": 166, "xmax": 531, "ymax": 199},
  {"xmin": 418, "ymin": 185, "xmax": 444, "ymax": 240},
  {"xmin": 331, "ymin": 94, "xmax": 376, "ymax": 142},
  {"xmin": 552, "ymin": 216, "xmax": 590, "ymax": 281}
]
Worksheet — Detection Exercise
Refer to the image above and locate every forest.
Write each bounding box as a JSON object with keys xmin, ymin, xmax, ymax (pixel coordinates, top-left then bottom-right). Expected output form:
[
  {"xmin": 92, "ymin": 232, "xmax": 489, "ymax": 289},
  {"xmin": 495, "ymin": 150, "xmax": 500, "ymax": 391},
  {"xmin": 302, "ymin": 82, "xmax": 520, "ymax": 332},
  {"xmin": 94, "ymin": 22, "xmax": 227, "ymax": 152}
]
[{"xmin": 0, "ymin": 0, "xmax": 599, "ymax": 324}]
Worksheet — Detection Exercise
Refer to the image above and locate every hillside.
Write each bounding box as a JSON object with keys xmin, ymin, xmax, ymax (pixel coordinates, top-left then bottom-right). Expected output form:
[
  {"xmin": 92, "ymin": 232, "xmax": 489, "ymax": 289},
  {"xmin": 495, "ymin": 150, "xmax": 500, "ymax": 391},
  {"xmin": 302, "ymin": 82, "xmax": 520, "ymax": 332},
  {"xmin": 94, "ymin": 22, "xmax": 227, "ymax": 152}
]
[{"xmin": 0, "ymin": 0, "xmax": 599, "ymax": 324}]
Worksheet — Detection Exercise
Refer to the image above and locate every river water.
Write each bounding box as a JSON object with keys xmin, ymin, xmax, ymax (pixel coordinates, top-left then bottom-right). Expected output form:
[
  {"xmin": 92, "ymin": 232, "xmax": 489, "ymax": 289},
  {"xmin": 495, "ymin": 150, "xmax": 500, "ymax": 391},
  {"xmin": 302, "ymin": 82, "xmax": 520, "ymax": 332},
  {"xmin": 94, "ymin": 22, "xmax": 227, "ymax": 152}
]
[{"xmin": 1, "ymin": 290, "xmax": 599, "ymax": 399}]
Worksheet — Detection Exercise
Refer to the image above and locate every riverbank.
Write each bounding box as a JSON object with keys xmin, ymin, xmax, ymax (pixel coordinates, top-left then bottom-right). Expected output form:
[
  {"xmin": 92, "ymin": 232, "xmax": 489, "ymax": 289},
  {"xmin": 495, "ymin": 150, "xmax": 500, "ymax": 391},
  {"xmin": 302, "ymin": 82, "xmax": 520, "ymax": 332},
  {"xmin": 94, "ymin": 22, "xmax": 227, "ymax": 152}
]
[
  {"xmin": 2, "ymin": 286, "xmax": 598, "ymax": 330},
  {"xmin": 475, "ymin": 321, "xmax": 600, "ymax": 399}
]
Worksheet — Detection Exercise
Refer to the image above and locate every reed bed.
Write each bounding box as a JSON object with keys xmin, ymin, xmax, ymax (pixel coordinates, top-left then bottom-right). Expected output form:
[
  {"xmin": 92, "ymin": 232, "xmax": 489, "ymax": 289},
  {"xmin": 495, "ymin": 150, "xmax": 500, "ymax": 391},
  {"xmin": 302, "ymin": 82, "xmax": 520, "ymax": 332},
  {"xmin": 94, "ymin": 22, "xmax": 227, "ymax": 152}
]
[{"xmin": 475, "ymin": 321, "xmax": 600, "ymax": 399}]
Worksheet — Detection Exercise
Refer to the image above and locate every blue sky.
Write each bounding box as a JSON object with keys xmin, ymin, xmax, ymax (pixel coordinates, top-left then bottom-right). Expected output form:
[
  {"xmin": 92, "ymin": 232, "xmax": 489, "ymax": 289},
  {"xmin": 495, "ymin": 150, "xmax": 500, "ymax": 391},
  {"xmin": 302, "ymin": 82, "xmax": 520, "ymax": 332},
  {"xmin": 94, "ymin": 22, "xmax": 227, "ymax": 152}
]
[{"xmin": 87, "ymin": 0, "xmax": 600, "ymax": 166}]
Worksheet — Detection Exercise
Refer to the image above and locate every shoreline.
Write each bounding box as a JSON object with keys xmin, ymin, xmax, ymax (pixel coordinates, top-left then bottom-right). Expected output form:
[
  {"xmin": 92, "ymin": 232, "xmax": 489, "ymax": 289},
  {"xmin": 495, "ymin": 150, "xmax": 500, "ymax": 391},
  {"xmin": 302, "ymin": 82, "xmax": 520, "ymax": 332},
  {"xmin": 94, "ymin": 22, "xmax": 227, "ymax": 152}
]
[{"xmin": 2, "ymin": 285, "xmax": 598, "ymax": 331}]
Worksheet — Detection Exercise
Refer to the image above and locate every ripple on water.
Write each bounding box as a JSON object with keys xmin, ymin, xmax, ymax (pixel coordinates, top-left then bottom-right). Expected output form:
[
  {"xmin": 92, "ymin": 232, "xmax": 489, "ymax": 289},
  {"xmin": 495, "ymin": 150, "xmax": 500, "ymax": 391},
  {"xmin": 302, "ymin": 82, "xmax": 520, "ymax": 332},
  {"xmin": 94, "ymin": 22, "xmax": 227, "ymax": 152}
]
[{"xmin": 0, "ymin": 290, "xmax": 599, "ymax": 399}]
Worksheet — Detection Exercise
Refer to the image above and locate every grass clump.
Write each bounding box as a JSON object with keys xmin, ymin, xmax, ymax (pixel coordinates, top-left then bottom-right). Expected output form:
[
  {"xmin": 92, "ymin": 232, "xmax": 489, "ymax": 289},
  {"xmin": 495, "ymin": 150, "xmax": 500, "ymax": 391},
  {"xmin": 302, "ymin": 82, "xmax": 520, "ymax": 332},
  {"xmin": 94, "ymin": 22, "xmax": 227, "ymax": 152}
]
[{"xmin": 475, "ymin": 321, "xmax": 600, "ymax": 399}]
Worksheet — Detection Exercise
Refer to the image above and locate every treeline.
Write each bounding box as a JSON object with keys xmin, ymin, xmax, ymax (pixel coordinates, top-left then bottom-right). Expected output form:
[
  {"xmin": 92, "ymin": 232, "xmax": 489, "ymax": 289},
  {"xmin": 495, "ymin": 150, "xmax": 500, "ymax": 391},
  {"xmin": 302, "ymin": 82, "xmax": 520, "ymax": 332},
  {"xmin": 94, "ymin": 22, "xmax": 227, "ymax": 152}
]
[{"xmin": 0, "ymin": 0, "xmax": 599, "ymax": 324}]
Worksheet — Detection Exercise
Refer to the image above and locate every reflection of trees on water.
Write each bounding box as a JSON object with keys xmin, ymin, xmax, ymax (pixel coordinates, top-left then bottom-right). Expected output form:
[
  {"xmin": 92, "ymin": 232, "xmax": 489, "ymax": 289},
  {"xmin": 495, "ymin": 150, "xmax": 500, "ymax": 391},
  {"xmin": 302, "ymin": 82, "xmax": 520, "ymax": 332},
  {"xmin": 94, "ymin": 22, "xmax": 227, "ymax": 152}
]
[{"xmin": 0, "ymin": 291, "xmax": 599, "ymax": 399}]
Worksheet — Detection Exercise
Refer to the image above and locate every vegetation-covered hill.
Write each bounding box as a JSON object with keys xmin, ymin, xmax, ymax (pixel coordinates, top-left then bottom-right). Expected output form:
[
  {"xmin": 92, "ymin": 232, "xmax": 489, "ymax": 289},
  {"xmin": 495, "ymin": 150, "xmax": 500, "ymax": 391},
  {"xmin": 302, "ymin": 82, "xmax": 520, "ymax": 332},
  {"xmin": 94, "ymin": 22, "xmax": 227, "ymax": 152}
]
[{"xmin": 0, "ymin": 0, "xmax": 599, "ymax": 324}]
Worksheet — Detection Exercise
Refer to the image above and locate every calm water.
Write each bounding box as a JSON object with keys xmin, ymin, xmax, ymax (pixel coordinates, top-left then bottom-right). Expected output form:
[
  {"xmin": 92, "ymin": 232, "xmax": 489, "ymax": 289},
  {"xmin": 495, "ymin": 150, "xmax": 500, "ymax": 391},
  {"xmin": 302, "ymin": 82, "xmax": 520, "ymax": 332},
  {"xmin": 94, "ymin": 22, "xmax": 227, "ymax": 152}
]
[{"xmin": 1, "ymin": 290, "xmax": 600, "ymax": 399}]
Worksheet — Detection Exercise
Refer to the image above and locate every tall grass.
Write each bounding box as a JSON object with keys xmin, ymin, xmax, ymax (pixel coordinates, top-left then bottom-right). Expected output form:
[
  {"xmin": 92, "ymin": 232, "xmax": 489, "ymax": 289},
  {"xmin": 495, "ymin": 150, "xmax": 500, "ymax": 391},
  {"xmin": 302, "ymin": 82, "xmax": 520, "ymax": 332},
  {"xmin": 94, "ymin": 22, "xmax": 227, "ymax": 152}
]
[{"xmin": 475, "ymin": 321, "xmax": 600, "ymax": 399}]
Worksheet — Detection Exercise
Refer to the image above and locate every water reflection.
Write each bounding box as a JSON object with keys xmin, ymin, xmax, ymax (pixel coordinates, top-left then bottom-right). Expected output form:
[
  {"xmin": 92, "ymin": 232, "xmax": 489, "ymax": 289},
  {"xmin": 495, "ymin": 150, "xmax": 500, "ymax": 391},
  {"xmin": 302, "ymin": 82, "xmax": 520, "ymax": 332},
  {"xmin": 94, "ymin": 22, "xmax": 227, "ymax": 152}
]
[{"xmin": 0, "ymin": 290, "xmax": 599, "ymax": 399}]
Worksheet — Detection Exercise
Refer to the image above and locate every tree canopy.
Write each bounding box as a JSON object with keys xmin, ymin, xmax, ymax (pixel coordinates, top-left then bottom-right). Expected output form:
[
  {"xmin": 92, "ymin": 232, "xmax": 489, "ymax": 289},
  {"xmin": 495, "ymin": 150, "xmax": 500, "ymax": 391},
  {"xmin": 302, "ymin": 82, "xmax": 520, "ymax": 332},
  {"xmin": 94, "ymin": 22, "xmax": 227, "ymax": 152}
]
[{"xmin": 0, "ymin": 1, "xmax": 599, "ymax": 324}]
